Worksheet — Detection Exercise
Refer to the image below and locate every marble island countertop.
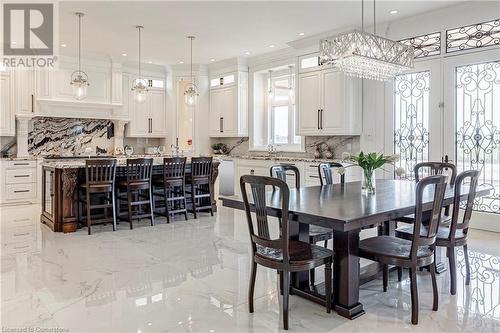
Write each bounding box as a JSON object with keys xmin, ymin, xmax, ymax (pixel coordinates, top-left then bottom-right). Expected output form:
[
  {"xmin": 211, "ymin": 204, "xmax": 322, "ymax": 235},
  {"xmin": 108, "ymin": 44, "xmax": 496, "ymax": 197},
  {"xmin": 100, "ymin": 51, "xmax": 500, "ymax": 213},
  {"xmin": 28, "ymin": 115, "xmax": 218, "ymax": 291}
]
[{"xmin": 213, "ymin": 154, "xmax": 345, "ymax": 164}]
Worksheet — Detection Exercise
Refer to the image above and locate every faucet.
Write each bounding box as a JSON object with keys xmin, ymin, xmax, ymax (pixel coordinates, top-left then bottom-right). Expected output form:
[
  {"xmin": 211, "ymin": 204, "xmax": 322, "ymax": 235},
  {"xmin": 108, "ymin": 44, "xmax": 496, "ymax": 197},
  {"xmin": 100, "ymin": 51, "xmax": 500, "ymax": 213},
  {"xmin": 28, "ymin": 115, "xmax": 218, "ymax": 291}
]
[
  {"xmin": 267, "ymin": 143, "xmax": 277, "ymax": 157},
  {"xmin": 171, "ymin": 143, "xmax": 180, "ymax": 157}
]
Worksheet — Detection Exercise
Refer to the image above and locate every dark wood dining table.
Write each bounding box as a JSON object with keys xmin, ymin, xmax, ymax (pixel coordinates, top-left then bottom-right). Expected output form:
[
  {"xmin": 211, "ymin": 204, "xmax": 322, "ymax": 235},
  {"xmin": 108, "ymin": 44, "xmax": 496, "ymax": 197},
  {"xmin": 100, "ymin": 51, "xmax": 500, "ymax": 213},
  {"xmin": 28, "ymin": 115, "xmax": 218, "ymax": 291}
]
[{"xmin": 220, "ymin": 179, "xmax": 491, "ymax": 320}]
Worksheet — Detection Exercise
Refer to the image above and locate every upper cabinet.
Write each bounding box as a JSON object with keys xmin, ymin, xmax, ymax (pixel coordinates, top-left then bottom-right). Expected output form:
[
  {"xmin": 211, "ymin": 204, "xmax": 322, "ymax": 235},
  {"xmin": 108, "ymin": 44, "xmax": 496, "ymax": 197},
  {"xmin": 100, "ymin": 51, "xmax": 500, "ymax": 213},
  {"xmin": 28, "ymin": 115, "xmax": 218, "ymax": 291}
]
[
  {"xmin": 297, "ymin": 68, "xmax": 361, "ymax": 136},
  {"xmin": 124, "ymin": 74, "xmax": 167, "ymax": 138},
  {"xmin": 0, "ymin": 71, "xmax": 15, "ymax": 136},
  {"xmin": 209, "ymin": 71, "xmax": 248, "ymax": 137}
]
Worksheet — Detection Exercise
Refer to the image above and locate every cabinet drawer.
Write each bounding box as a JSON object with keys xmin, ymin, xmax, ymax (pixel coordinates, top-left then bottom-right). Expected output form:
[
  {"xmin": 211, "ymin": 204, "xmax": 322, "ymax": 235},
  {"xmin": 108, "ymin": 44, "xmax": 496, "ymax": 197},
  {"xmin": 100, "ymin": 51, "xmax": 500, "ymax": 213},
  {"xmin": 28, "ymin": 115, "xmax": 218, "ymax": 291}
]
[
  {"xmin": 5, "ymin": 160, "xmax": 37, "ymax": 168},
  {"xmin": 3, "ymin": 225, "xmax": 36, "ymax": 244},
  {"xmin": 4, "ymin": 241, "xmax": 35, "ymax": 255},
  {"xmin": 5, "ymin": 168, "xmax": 36, "ymax": 184},
  {"xmin": 4, "ymin": 183, "xmax": 37, "ymax": 201}
]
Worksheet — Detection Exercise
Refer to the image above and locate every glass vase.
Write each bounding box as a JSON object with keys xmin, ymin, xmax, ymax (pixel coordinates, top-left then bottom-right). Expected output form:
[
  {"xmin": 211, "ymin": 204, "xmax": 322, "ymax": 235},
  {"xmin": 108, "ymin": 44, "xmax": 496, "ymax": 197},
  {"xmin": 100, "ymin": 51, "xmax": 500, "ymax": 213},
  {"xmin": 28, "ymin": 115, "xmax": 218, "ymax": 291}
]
[{"xmin": 362, "ymin": 169, "xmax": 376, "ymax": 194}]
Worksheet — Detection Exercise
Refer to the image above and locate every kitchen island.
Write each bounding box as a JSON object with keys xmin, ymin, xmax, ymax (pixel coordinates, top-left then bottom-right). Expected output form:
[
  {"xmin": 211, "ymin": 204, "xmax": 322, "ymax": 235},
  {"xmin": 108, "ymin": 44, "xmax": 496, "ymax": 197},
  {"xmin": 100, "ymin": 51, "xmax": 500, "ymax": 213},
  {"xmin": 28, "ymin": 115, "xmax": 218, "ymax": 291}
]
[{"xmin": 40, "ymin": 157, "xmax": 220, "ymax": 233}]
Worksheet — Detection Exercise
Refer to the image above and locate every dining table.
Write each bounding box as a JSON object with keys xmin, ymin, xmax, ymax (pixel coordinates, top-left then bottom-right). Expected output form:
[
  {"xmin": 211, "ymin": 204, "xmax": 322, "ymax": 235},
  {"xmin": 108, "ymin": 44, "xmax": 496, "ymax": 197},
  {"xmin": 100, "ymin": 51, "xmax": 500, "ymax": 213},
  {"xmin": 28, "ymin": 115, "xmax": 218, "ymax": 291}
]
[{"xmin": 220, "ymin": 179, "xmax": 491, "ymax": 320}]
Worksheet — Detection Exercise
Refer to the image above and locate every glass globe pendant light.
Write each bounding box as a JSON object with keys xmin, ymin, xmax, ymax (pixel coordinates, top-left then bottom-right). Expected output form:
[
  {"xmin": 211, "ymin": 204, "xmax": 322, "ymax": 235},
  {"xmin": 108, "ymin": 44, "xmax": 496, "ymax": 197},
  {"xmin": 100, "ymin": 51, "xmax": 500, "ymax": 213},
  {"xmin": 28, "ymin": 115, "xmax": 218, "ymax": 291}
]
[
  {"xmin": 184, "ymin": 36, "xmax": 199, "ymax": 106},
  {"xmin": 132, "ymin": 25, "xmax": 148, "ymax": 104},
  {"xmin": 70, "ymin": 12, "xmax": 89, "ymax": 100}
]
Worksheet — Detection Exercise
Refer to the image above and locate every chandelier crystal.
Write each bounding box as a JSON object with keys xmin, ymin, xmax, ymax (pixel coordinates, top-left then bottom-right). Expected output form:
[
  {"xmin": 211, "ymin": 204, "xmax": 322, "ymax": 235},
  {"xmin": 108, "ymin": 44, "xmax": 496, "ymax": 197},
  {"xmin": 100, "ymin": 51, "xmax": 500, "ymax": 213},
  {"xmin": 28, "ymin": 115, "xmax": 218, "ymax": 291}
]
[
  {"xmin": 70, "ymin": 12, "xmax": 89, "ymax": 100},
  {"xmin": 319, "ymin": 0, "xmax": 414, "ymax": 81},
  {"xmin": 184, "ymin": 36, "xmax": 199, "ymax": 106},
  {"xmin": 132, "ymin": 25, "xmax": 148, "ymax": 104}
]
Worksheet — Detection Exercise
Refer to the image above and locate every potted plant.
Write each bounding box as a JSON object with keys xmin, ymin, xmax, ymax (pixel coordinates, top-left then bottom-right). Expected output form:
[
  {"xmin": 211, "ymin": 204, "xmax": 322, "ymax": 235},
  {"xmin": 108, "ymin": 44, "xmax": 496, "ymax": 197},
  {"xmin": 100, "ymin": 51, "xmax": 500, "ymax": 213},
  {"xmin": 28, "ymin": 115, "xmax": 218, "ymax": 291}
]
[{"xmin": 339, "ymin": 152, "xmax": 405, "ymax": 194}]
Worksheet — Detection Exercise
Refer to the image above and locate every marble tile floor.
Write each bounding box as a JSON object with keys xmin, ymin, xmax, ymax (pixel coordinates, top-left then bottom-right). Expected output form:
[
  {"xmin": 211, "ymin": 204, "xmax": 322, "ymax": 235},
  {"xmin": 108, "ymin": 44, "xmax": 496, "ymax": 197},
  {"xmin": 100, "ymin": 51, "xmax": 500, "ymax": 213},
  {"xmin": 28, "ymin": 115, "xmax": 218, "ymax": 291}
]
[{"xmin": 1, "ymin": 203, "xmax": 499, "ymax": 333}]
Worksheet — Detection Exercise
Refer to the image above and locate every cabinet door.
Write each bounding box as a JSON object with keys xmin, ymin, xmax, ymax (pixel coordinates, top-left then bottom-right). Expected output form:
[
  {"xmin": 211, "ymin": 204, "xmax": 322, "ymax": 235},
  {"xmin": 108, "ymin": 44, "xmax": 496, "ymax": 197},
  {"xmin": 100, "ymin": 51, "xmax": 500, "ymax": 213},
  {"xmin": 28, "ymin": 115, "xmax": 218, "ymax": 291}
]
[
  {"xmin": 297, "ymin": 72, "xmax": 321, "ymax": 135},
  {"xmin": 209, "ymin": 89, "xmax": 223, "ymax": 136},
  {"xmin": 321, "ymin": 69, "xmax": 345, "ymax": 133},
  {"xmin": 220, "ymin": 86, "xmax": 237, "ymax": 135},
  {"xmin": 0, "ymin": 74, "xmax": 14, "ymax": 136},
  {"xmin": 150, "ymin": 90, "xmax": 167, "ymax": 136},
  {"xmin": 129, "ymin": 92, "xmax": 150, "ymax": 136},
  {"xmin": 16, "ymin": 69, "xmax": 35, "ymax": 114}
]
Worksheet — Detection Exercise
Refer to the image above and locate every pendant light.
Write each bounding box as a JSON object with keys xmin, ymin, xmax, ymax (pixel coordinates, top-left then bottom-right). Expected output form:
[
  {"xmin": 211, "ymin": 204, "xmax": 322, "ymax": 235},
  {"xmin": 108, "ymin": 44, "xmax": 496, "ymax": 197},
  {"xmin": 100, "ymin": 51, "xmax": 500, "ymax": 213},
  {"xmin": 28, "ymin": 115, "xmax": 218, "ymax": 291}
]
[
  {"xmin": 70, "ymin": 12, "xmax": 89, "ymax": 100},
  {"xmin": 131, "ymin": 25, "xmax": 148, "ymax": 104},
  {"xmin": 319, "ymin": 0, "xmax": 414, "ymax": 81},
  {"xmin": 288, "ymin": 65, "xmax": 294, "ymax": 102},
  {"xmin": 184, "ymin": 36, "xmax": 199, "ymax": 106}
]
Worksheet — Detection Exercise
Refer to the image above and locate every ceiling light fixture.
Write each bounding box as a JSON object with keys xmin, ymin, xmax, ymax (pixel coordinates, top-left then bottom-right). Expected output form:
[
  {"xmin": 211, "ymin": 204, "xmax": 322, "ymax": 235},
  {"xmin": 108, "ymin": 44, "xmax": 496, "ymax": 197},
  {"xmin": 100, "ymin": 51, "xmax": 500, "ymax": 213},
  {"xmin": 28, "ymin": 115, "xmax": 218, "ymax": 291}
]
[
  {"xmin": 184, "ymin": 36, "xmax": 199, "ymax": 106},
  {"xmin": 245, "ymin": 51, "xmax": 251, "ymax": 55},
  {"xmin": 122, "ymin": 53, "xmax": 127, "ymax": 57},
  {"xmin": 131, "ymin": 25, "xmax": 148, "ymax": 104},
  {"xmin": 269, "ymin": 44, "xmax": 275, "ymax": 48},
  {"xmin": 148, "ymin": 61, "xmax": 153, "ymax": 64},
  {"xmin": 70, "ymin": 12, "xmax": 89, "ymax": 100},
  {"xmin": 210, "ymin": 58, "xmax": 216, "ymax": 62},
  {"xmin": 389, "ymin": 10, "xmax": 398, "ymax": 14},
  {"xmin": 298, "ymin": 32, "xmax": 305, "ymax": 36},
  {"xmin": 60, "ymin": 43, "xmax": 67, "ymax": 48},
  {"xmin": 179, "ymin": 61, "xmax": 184, "ymax": 64},
  {"xmin": 319, "ymin": 0, "xmax": 413, "ymax": 81}
]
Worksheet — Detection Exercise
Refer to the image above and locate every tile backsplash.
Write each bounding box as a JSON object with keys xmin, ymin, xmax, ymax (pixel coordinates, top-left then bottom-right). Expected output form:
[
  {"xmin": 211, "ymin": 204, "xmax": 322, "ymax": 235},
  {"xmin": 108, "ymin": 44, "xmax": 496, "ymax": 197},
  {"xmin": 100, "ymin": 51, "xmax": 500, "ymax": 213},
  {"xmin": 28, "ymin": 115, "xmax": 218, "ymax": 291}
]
[{"xmin": 210, "ymin": 136, "xmax": 360, "ymax": 159}]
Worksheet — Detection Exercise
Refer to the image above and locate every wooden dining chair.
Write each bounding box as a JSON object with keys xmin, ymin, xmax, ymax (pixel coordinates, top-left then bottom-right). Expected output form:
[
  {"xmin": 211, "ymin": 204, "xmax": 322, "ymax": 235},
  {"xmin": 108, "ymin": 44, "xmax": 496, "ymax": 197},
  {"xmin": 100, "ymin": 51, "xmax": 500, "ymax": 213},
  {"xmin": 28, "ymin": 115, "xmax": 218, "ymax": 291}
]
[
  {"xmin": 269, "ymin": 164, "xmax": 300, "ymax": 188},
  {"xmin": 240, "ymin": 175, "xmax": 333, "ymax": 330},
  {"xmin": 318, "ymin": 162, "xmax": 345, "ymax": 186},
  {"xmin": 153, "ymin": 157, "xmax": 188, "ymax": 222},
  {"xmin": 116, "ymin": 158, "xmax": 154, "ymax": 228},
  {"xmin": 187, "ymin": 156, "xmax": 213, "ymax": 218},
  {"xmin": 78, "ymin": 159, "xmax": 117, "ymax": 235},
  {"xmin": 359, "ymin": 174, "xmax": 447, "ymax": 325},
  {"xmin": 395, "ymin": 170, "xmax": 480, "ymax": 295}
]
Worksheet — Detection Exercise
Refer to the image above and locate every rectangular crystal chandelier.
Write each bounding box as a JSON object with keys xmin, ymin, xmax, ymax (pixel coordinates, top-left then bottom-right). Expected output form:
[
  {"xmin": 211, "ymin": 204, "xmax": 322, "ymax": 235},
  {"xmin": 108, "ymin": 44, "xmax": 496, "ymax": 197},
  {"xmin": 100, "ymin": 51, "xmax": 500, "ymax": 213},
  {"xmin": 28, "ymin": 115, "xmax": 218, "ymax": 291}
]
[{"xmin": 319, "ymin": 30, "xmax": 414, "ymax": 81}]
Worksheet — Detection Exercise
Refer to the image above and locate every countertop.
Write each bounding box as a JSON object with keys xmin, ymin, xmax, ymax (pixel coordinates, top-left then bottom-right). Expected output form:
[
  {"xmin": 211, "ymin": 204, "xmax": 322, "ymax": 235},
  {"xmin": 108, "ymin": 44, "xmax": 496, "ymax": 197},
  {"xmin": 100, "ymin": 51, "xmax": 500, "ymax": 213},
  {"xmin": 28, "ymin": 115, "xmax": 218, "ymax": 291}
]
[{"xmin": 213, "ymin": 154, "xmax": 344, "ymax": 164}]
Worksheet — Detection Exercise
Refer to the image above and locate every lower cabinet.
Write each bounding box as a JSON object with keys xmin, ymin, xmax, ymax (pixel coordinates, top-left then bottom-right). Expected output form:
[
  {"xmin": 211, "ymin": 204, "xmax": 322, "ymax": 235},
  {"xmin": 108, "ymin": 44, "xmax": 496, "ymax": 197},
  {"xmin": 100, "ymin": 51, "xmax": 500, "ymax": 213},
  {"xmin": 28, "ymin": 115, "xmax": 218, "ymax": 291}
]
[{"xmin": 0, "ymin": 160, "xmax": 40, "ymax": 205}]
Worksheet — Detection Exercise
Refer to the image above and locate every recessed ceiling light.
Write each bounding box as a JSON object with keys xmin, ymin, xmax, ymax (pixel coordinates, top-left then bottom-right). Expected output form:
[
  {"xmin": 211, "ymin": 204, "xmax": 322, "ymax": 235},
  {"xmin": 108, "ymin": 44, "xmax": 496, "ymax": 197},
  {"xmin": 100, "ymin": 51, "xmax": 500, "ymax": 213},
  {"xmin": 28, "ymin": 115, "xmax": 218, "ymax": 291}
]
[
  {"xmin": 269, "ymin": 44, "xmax": 275, "ymax": 48},
  {"xmin": 210, "ymin": 58, "xmax": 216, "ymax": 62},
  {"xmin": 389, "ymin": 10, "xmax": 398, "ymax": 14},
  {"xmin": 60, "ymin": 43, "xmax": 67, "ymax": 48},
  {"xmin": 179, "ymin": 61, "xmax": 184, "ymax": 64},
  {"xmin": 245, "ymin": 51, "xmax": 251, "ymax": 55},
  {"xmin": 12, "ymin": 41, "xmax": 17, "ymax": 45},
  {"xmin": 298, "ymin": 32, "xmax": 305, "ymax": 36},
  {"xmin": 121, "ymin": 53, "xmax": 127, "ymax": 57},
  {"xmin": 147, "ymin": 61, "xmax": 153, "ymax": 64},
  {"xmin": 147, "ymin": 323, "xmax": 152, "ymax": 326}
]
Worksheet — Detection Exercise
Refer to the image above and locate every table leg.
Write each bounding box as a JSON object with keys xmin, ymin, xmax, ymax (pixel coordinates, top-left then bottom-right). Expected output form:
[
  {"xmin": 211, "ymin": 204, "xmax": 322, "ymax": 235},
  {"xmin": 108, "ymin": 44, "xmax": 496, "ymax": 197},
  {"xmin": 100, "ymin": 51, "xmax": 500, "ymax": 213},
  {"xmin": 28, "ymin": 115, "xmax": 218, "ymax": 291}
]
[
  {"xmin": 289, "ymin": 221, "xmax": 310, "ymax": 289},
  {"xmin": 333, "ymin": 229, "xmax": 365, "ymax": 319}
]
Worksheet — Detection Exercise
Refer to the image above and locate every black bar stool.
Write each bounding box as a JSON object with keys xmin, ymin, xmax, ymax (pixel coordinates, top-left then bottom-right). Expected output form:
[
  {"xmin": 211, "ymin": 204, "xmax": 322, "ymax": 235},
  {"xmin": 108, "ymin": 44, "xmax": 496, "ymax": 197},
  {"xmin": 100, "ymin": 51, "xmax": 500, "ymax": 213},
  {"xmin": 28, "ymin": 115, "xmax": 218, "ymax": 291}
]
[
  {"xmin": 78, "ymin": 159, "xmax": 117, "ymax": 235},
  {"xmin": 153, "ymin": 157, "xmax": 188, "ymax": 222},
  {"xmin": 187, "ymin": 157, "xmax": 213, "ymax": 218},
  {"xmin": 117, "ymin": 158, "xmax": 154, "ymax": 228}
]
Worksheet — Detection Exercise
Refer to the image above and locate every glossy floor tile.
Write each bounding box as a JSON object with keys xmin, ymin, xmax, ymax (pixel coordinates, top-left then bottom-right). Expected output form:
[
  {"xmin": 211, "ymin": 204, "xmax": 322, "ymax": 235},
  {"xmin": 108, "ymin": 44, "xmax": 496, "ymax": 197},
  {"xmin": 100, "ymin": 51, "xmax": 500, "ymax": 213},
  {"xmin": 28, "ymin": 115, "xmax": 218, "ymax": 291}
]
[{"xmin": 1, "ymin": 203, "xmax": 499, "ymax": 332}]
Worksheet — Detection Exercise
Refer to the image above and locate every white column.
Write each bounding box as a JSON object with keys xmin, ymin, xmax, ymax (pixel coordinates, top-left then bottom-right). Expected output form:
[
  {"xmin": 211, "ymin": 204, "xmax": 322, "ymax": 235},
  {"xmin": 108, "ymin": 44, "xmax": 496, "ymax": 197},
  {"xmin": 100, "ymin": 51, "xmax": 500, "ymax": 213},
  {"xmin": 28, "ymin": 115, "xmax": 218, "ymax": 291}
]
[
  {"xmin": 15, "ymin": 115, "xmax": 32, "ymax": 157},
  {"xmin": 112, "ymin": 120, "xmax": 128, "ymax": 153}
]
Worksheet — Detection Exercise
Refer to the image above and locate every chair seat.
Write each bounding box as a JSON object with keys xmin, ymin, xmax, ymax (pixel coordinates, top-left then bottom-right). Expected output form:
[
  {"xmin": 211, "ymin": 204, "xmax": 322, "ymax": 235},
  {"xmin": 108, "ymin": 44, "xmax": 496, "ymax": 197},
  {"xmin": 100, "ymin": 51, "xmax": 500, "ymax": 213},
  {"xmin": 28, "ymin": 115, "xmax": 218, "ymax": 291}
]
[
  {"xmin": 396, "ymin": 213, "xmax": 451, "ymax": 224},
  {"xmin": 79, "ymin": 183, "xmax": 113, "ymax": 192},
  {"xmin": 256, "ymin": 240, "xmax": 333, "ymax": 264},
  {"xmin": 359, "ymin": 236, "xmax": 433, "ymax": 264},
  {"xmin": 118, "ymin": 180, "xmax": 150, "ymax": 189},
  {"xmin": 395, "ymin": 224, "xmax": 465, "ymax": 241},
  {"xmin": 308, "ymin": 225, "xmax": 332, "ymax": 242}
]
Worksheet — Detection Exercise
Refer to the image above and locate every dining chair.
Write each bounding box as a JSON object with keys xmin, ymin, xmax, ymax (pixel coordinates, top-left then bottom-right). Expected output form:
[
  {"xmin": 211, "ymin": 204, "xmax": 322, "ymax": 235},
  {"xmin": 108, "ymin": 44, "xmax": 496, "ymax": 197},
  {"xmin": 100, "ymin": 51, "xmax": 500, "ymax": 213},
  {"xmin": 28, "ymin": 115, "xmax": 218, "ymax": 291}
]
[
  {"xmin": 78, "ymin": 159, "xmax": 117, "ymax": 235},
  {"xmin": 318, "ymin": 162, "xmax": 345, "ymax": 186},
  {"xmin": 240, "ymin": 175, "xmax": 333, "ymax": 330},
  {"xmin": 116, "ymin": 158, "xmax": 154, "ymax": 228},
  {"xmin": 270, "ymin": 164, "xmax": 300, "ymax": 188},
  {"xmin": 358, "ymin": 174, "xmax": 447, "ymax": 325},
  {"xmin": 153, "ymin": 157, "xmax": 188, "ymax": 222},
  {"xmin": 395, "ymin": 170, "xmax": 480, "ymax": 295},
  {"xmin": 187, "ymin": 156, "xmax": 213, "ymax": 218}
]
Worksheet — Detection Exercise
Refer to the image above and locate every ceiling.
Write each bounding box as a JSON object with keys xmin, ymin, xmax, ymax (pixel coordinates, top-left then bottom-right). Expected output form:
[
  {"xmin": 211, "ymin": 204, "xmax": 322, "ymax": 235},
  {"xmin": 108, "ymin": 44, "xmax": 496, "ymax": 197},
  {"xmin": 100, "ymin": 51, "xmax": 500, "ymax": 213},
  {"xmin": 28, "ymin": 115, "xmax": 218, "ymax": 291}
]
[{"xmin": 59, "ymin": 1, "xmax": 465, "ymax": 66}]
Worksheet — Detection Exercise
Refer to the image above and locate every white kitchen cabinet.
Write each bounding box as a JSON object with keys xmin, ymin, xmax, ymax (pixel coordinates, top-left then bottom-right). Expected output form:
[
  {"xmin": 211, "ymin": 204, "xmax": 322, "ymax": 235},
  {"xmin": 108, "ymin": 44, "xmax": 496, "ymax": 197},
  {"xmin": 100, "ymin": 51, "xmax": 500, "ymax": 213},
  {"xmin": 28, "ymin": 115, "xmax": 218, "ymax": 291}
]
[
  {"xmin": 125, "ymin": 79, "xmax": 167, "ymax": 138},
  {"xmin": 297, "ymin": 68, "xmax": 361, "ymax": 136},
  {"xmin": 209, "ymin": 71, "xmax": 248, "ymax": 137},
  {"xmin": 15, "ymin": 69, "xmax": 36, "ymax": 114},
  {"xmin": 0, "ymin": 72, "xmax": 14, "ymax": 136},
  {"xmin": 0, "ymin": 160, "xmax": 39, "ymax": 205}
]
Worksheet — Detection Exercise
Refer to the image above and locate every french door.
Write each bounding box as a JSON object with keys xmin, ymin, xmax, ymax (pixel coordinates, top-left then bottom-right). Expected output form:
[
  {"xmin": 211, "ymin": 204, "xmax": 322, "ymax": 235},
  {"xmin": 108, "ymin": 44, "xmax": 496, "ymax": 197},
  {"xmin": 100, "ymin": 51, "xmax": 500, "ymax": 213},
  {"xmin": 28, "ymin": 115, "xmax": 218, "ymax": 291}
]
[{"xmin": 443, "ymin": 49, "xmax": 500, "ymax": 230}]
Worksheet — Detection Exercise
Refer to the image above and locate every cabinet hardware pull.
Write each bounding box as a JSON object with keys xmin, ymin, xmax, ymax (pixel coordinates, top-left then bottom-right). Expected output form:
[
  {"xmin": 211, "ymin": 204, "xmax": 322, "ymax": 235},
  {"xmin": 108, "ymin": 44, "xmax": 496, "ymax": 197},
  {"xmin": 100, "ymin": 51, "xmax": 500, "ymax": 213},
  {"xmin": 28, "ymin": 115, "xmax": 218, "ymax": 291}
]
[
  {"xmin": 320, "ymin": 109, "xmax": 324, "ymax": 129},
  {"xmin": 250, "ymin": 169, "xmax": 255, "ymax": 175},
  {"xmin": 13, "ymin": 163, "xmax": 30, "ymax": 166},
  {"xmin": 31, "ymin": 94, "xmax": 34, "ymax": 112},
  {"xmin": 14, "ymin": 175, "xmax": 30, "ymax": 178},
  {"xmin": 14, "ymin": 232, "xmax": 30, "ymax": 237},
  {"xmin": 14, "ymin": 245, "xmax": 30, "ymax": 250},
  {"xmin": 220, "ymin": 117, "xmax": 224, "ymax": 133},
  {"xmin": 317, "ymin": 109, "xmax": 320, "ymax": 129},
  {"xmin": 14, "ymin": 190, "xmax": 30, "ymax": 193}
]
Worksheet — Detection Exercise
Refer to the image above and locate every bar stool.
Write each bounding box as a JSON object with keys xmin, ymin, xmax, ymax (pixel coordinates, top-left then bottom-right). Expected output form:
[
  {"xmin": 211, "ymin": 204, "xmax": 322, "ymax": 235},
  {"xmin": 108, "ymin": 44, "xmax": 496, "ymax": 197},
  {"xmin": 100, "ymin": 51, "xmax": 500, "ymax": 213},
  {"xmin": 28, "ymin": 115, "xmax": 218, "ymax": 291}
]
[
  {"xmin": 78, "ymin": 159, "xmax": 117, "ymax": 235},
  {"xmin": 153, "ymin": 157, "xmax": 188, "ymax": 222},
  {"xmin": 187, "ymin": 157, "xmax": 213, "ymax": 218},
  {"xmin": 117, "ymin": 158, "xmax": 154, "ymax": 228}
]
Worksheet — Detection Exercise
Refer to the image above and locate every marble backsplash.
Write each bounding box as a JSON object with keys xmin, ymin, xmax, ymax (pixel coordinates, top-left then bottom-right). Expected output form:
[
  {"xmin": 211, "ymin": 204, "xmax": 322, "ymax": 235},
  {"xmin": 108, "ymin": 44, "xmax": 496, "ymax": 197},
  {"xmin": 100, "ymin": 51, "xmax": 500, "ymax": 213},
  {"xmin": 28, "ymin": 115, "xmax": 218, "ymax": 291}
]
[{"xmin": 210, "ymin": 136, "xmax": 360, "ymax": 159}]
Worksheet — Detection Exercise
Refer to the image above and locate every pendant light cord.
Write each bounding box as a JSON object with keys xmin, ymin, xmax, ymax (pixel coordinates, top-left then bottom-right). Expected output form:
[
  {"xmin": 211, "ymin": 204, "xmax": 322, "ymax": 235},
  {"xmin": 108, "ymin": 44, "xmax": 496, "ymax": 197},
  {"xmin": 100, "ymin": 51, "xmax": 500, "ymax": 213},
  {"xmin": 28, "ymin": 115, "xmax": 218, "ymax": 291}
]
[
  {"xmin": 361, "ymin": 0, "xmax": 364, "ymax": 32},
  {"xmin": 77, "ymin": 13, "xmax": 82, "ymax": 73},
  {"xmin": 373, "ymin": 0, "xmax": 376, "ymax": 35},
  {"xmin": 190, "ymin": 36, "xmax": 194, "ymax": 84},
  {"xmin": 138, "ymin": 26, "xmax": 143, "ymax": 82}
]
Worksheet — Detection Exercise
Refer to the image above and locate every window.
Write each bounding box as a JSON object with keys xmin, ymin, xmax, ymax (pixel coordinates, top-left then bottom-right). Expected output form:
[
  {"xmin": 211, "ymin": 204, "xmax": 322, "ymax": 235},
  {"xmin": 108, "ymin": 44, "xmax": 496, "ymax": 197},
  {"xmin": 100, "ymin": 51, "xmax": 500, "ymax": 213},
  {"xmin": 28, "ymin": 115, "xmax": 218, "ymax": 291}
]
[
  {"xmin": 267, "ymin": 71, "xmax": 302, "ymax": 150},
  {"xmin": 300, "ymin": 56, "xmax": 320, "ymax": 69}
]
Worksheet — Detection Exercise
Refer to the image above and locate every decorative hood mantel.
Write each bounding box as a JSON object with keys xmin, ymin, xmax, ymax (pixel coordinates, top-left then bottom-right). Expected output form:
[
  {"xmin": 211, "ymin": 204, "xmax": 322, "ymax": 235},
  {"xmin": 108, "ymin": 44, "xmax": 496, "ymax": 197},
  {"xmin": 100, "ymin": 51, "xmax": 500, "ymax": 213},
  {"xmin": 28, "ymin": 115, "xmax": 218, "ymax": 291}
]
[{"xmin": 36, "ymin": 99, "xmax": 125, "ymax": 121}]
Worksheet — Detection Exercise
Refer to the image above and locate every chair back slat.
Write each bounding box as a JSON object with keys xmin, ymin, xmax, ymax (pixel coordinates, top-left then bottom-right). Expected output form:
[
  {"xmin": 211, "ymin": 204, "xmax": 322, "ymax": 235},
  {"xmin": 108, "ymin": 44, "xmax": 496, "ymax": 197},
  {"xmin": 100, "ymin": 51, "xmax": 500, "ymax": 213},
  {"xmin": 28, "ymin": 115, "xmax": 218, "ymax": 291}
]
[
  {"xmin": 240, "ymin": 175, "xmax": 290, "ymax": 263},
  {"xmin": 411, "ymin": 174, "xmax": 447, "ymax": 257},
  {"xmin": 270, "ymin": 164, "xmax": 300, "ymax": 188},
  {"xmin": 414, "ymin": 162, "xmax": 457, "ymax": 185},
  {"xmin": 318, "ymin": 162, "xmax": 345, "ymax": 185},
  {"xmin": 126, "ymin": 158, "xmax": 154, "ymax": 183},
  {"xmin": 163, "ymin": 157, "xmax": 187, "ymax": 181},
  {"xmin": 85, "ymin": 159, "xmax": 117, "ymax": 185},
  {"xmin": 449, "ymin": 170, "xmax": 480, "ymax": 238}
]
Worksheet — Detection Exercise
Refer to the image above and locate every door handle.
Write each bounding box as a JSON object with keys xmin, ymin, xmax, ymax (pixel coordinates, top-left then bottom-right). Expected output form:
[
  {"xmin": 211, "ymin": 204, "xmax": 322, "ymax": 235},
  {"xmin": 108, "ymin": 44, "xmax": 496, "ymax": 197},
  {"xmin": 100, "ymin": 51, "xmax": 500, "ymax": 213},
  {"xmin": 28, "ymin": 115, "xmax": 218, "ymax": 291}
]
[{"xmin": 220, "ymin": 117, "xmax": 224, "ymax": 133}]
